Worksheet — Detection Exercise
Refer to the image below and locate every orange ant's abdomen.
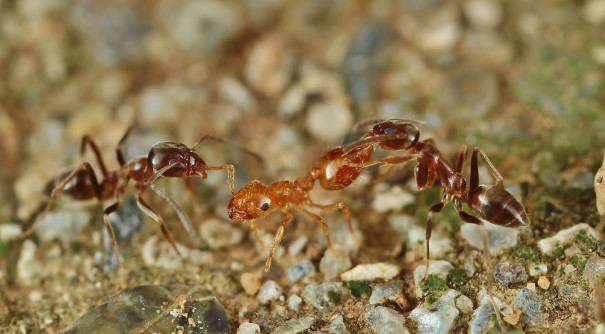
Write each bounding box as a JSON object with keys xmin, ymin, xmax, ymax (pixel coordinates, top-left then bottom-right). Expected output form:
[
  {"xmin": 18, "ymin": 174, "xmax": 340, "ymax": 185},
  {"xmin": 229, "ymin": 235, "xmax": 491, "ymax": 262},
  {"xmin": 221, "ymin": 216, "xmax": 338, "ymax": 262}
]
[
  {"xmin": 468, "ymin": 185, "xmax": 529, "ymax": 228},
  {"xmin": 315, "ymin": 146, "xmax": 373, "ymax": 190}
]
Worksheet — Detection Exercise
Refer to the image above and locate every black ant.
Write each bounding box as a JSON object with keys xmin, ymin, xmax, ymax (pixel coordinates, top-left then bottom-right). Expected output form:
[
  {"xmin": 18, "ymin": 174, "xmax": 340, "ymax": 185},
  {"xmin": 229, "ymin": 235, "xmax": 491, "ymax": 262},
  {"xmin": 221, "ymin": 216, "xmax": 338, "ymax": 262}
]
[
  {"xmin": 15, "ymin": 125, "xmax": 259, "ymax": 266},
  {"xmin": 346, "ymin": 119, "xmax": 529, "ymax": 327},
  {"xmin": 227, "ymin": 120, "xmax": 419, "ymax": 271}
]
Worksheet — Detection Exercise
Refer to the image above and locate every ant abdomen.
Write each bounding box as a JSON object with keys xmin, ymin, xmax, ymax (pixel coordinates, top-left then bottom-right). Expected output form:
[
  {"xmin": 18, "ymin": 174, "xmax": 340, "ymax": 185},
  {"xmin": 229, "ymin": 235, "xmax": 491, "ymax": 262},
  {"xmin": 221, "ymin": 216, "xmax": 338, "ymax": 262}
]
[{"xmin": 468, "ymin": 185, "xmax": 529, "ymax": 228}]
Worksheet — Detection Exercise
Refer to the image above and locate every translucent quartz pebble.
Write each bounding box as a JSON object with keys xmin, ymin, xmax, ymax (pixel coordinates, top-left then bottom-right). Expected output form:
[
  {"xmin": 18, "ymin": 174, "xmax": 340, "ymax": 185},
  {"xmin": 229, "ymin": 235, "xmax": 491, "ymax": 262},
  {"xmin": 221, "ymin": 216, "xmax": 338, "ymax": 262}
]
[{"xmin": 59, "ymin": 285, "xmax": 230, "ymax": 334}]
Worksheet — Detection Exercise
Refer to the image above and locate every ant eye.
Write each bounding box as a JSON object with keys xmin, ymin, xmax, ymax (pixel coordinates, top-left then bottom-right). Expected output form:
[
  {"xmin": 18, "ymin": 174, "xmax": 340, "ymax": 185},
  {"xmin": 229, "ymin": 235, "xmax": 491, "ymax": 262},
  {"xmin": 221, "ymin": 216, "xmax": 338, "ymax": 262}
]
[{"xmin": 261, "ymin": 203, "xmax": 270, "ymax": 211}]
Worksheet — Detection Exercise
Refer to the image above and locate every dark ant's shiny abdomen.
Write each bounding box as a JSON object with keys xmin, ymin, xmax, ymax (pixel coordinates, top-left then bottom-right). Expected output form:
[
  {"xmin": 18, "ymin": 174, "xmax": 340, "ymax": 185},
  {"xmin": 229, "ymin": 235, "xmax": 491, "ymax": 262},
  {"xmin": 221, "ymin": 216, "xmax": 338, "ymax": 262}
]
[{"xmin": 468, "ymin": 185, "xmax": 529, "ymax": 228}]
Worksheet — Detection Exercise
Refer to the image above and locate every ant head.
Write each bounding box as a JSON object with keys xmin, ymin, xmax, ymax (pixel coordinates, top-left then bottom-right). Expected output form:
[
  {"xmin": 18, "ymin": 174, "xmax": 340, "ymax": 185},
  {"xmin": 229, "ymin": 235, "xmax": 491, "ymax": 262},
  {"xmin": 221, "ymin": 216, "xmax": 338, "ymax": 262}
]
[
  {"xmin": 228, "ymin": 180, "xmax": 272, "ymax": 220},
  {"xmin": 148, "ymin": 142, "xmax": 208, "ymax": 178},
  {"xmin": 448, "ymin": 173, "xmax": 467, "ymax": 200},
  {"xmin": 371, "ymin": 122, "xmax": 419, "ymax": 150}
]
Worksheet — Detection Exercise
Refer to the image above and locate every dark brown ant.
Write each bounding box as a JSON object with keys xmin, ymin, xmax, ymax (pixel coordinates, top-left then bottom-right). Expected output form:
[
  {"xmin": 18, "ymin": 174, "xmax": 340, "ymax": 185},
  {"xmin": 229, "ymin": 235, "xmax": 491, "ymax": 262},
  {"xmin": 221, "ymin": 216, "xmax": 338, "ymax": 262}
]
[
  {"xmin": 346, "ymin": 119, "xmax": 529, "ymax": 327},
  {"xmin": 16, "ymin": 125, "xmax": 257, "ymax": 266},
  {"xmin": 227, "ymin": 122, "xmax": 419, "ymax": 271}
]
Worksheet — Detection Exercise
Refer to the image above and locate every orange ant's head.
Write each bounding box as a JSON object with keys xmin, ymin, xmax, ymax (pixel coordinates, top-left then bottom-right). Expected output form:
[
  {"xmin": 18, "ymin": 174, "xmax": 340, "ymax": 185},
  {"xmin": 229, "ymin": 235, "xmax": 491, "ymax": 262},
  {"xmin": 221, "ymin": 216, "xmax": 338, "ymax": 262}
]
[
  {"xmin": 148, "ymin": 142, "xmax": 208, "ymax": 178},
  {"xmin": 228, "ymin": 180, "xmax": 273, "ymax": 220}
]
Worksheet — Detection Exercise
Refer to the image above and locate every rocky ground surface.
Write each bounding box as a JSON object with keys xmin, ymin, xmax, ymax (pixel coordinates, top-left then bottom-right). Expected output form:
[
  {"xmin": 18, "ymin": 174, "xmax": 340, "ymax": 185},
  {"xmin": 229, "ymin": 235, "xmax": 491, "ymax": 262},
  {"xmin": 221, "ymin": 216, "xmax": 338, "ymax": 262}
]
[{"xmin": 1, "ymin": 0, "xmax": 605, "ymax": 333}]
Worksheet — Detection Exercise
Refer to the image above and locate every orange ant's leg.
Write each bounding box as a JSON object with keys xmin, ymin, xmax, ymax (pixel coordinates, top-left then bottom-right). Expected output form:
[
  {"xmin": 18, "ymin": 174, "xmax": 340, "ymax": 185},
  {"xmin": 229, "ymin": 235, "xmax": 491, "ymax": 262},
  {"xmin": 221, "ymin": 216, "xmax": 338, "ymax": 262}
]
[
  {"xmin": 135, "ymin": 188, "xmax": 188, "ymax": 263},
  {"xmin": 204, "ymin": 165, "xmax": 236, "ymax": 195},
  {"xmin": 265, "ymin": 211, "xmax": 293, "ymax": 271},
  {"xmin": 458, "ymin": 210, "xmax": 505, "ymax": 330},
  {"xmin": 308, "ymin": 202, "xmax": 362, "ymax": 246},
  {"xmin": 15, "ymin": 162, "xmax": 102, "ymax": 241},
  {"xmin": 423, "ymin": 200, "xmax": 446, "ymax": 281},
  {"xmin": 249, "ymin": 220, "xmax": 265, "ymax": 250},
  {"xmin": 149, "ymin": 183, "xmax": 202, "ymax": 248},
  {"xmin": 296, "ymin": 206, "xmax": 338, "ymax": 258},
  {"xmin": 102, "ymin": 198, "xmax": 124, "ymax": 267}
]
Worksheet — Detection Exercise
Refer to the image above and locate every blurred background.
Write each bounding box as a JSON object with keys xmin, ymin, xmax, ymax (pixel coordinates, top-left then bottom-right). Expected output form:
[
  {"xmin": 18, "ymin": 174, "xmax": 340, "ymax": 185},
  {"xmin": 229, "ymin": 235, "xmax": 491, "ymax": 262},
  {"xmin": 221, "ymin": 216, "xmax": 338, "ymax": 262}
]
[{"xmin": 1, "ymin": 0, "xmax": 605, "ymax": 332}]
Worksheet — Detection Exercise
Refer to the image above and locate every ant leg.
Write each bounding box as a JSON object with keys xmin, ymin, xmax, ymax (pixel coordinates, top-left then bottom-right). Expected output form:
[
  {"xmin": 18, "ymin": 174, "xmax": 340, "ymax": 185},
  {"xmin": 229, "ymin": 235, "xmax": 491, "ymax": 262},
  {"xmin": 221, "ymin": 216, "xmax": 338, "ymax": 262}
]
[
  {"xmin": 458, "ymin": 210, "xmax": 505, "ymax": 330},
  {"xmin": 472, "ymin": 148, "xmax": 504, "ymax": 188},
  {"xmin": 297, "ymin": 205, "xmax": 338, "ymax": 258},
  {"xmin": 15, "ymin": 163, "xmax": 102, "ymax": 240},
  {"xmin": 308, "ymin": 202, "xmax": 362, "ymax": 246},
  {"xmin": 343, "ymin": 155, "xmax": 418, "ymax": 169},
  {"xmin": 249, "ymin": 220, "xmax": 265, "ymax": 250},
  {"xmin": 115, "ymin": 124, "xmax": 135, "ymax": 166},
  {"xmin": 455, "ymin": 145, "xmax": 468, "ymax": 173},
  {"xmin": 204, "ymin": 165, "xmax": 236, "ymax": 195},
  {"xmin": 80, "ymin": 135, "xmax": 109, "ymax": 178},
  {"xmin": 423, "ymin": 201, "xmax": 445, "ymax": 281},
  {"xmin": 184, "ymin": 177, "xmax": 203, "ymax": 220},
  {"xmin": 148, "ymin": 183, "xmax": 202, "ymax": 248},
  {"xmin": 102, "ymin": 199, "xmax": 123, "ymax": 267},
  {"xmin": 192, "ymin": 135, "xmax": 264, "ymax": 163},
  {"xmin": 265, "ymin": 211, "xmax": 293, "ymax": 271},
  {"xmin": 135, "ymin": 189, "xmax": 187, "ymax": 262}
]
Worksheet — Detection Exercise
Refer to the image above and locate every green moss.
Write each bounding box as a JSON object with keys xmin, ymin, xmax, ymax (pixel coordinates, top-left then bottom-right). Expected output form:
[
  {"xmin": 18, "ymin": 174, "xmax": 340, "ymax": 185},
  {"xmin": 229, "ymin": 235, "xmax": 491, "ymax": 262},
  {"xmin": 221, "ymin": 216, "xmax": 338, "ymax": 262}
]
[
  {"xmin": 0, "ymin": 240, "xmax": 8, "ymax": 257},
  {"xmin": 421, "ymin": 274, "xmax": 448, "ymax": 292},
  {"xmin": 554, "ymin": 245, "xmax": 564, "ymax": 257},
  {"xmin": 347, "ymin": 281, "xmax": 370, "ymax": 298},
  {"xmin": 447, "ymin": 269, "xmax": 464, "ymax": 286},
  {"xmin": 573, "ymin": 230, "xmax": 597, "ymax": 250},
  {"xmin": 514, "ymin": 244, "xmax": 541, "ymax": 264},
  {"xmin": 484, "ymin": 314, "xmax": 525, "ymax": 334},
  {"xmin": 327, "ymin": 290, "xmax": 341, "ymax": 305},
  {"xmin": 571, "ymin": 255, "xmax": 588, "ymax": 273},
  {"xmin": 425, "ymin": 293, "xmax": 441, "ymax": 305}
]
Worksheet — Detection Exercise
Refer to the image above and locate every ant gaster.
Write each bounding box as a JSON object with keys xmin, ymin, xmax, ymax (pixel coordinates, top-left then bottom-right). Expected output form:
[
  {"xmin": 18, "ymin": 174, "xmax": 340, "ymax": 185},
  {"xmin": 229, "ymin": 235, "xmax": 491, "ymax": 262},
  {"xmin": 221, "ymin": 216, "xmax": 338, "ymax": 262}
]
[
  {"xmin": 346, "ymin": 119, "xmax": 530, "ymax": 328},
  {"xmin": 227, "ymin": 124, "xmax": 418, "ymax": 271},
  {"xmin": 17, "ymin": 125, "xmax": 252, "ymax": 266}
]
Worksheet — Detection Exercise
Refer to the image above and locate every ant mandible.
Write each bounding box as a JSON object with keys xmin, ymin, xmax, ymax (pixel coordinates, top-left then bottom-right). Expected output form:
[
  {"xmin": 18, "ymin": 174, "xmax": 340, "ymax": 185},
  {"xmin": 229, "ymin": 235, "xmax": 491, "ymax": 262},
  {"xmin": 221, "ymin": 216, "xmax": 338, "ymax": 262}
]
[
  {"xmin": 16, "ymin": 125, "xmax": 256, "ymax": 266},
  {"xmin": 227, "ymin": 122, "xmax": 419, "ymax": 271},
  {"xmin": 346, "ymin": 119, "xmax": 529, "ymax": 327}
]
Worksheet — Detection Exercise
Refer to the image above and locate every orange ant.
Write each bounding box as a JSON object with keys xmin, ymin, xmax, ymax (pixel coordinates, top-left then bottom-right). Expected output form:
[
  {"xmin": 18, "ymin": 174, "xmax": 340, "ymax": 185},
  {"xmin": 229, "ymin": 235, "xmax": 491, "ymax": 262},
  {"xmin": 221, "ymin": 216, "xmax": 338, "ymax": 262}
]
[
  {"xmin": 16, "ymin": 125, "xmax": 258, "ymax": 266},
  {"xmin": 227, "ymin": 120, "xmax": 420, "ymax": 271},
  {"xmin": 347, "ymin": 119, "xmax": 529, "ymax": 327}
]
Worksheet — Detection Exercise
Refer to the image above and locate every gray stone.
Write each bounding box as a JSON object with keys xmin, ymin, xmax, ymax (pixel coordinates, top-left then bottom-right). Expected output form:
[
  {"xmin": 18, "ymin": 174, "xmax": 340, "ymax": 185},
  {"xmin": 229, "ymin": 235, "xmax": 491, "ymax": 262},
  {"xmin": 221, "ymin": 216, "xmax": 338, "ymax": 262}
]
[
  {"xmin": 258, "ymin": 280, "xmax": 282, "ymax": 304},
  {"xmin": 287, "ymin": 259, "xmax": 316, "ymax": 282},
  {"xmin": 271, "ymin": 317, "xmax": 314, "ymax": 334},
  {"xmin": 493, "ymin": 262, "xmax": 528, "ymax": 287},
  {"xmin": 409, "ymin": 290, "xmax": 460, "ymax": 334},
  {"xmin": 302, "ymin": 282, "xmax": 347, "ymax": 310},
  {"xmin": 583, "ymin": 256, "xmax": 605, "ymax": 285},
  {"xmin": 366, "ymin": 306, "xmax": 408, "ymax": 334},
  {"xmin": 513, "ymin": 288, "xmax": 544, "ymax": 326},
  {"xmin": 369, "ymin": 281, "xmax": 404, "ymax": 305},
  {"xmin": 324, "ymin": 314, "xmax": 349, "ymax": 334},
  {"xmin": 460, "ymin": 222, "xmax": 519, "ymax": 253},
  {"xmin": 469, "ymin": 289, "xmax": 507, "ymax": 334},
  {"xmin": 319, "ymin": 247, "xmax": 352, "ymax": 280}
]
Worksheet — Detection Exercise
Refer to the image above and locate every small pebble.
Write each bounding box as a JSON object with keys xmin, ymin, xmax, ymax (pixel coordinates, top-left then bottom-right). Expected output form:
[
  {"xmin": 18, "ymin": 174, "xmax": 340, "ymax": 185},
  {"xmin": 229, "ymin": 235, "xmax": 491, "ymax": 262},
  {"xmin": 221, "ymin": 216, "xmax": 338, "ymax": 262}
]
[
  {"xmin": 595, "ymin": 152, "xmax": 605, "ymax": 215},
  {"xmin": 529, "ymin": 264, "xmax": 548, "ymax": 277},
  {"xmin": 564, "ymin": 264, "xmax": 577, "ymax": 274},
  {"xmin": 302, "ymin": 282, "xmax": 348, "ymax": 310},
  {"xmin": 257, "ymin": 280, "xmax": 282, "ymax": 304},
  {"xmin": 240, "ymin": 271, "xmax": 262, "ymax": 295},
  {"xmin": 583, "ymin": 256, "xmax": 605, "ymax": 285},
  {"xmin": 244, "ymin": 36, "xmax": 293, "ymax": 97},
  {"xmin": 369, "ymin": 281, "xmax": 404, "ymax": 305},
  {"xmin": 306, "ymin": 100, "xmax": 353, "ymax": 143},
  {"xmin": 463, "ymin": 0, "xmax": 503, "ymax": 30},
  {"xmin": 409, "ymin": 290, "xmax": 460, "ymax": 334},
  {"xmin": 287, "ymin": 259, "xmax": 316, "ymax": 282},
  {"xmin": 320, "ymin": 247, "xmax": 352, "ymax": 280},
  {"xmin": 503, "ymin": 312, "xmax": 520, "ymax": 326},
  {"xmin": 237, "ymin": 322, "xmax": 261, "ymax": 334},
  {"xmin": 366, "ymin": 306, "xmax": 408, "ymax": 334},
  {"xmin": 200, "ymin": 219, "xmax": 243, "ymax": 250},
  {"xmin": 493, "ymin": 262, "xmax": 528, "ymax": 287},
  {"xmin": 287, "ymin": 294, "xmax": 303, "ymax": 311},
  {"xmin": 272, "ymin": 317, "xmax": 314, "ymax": 334},
  {"xmin": 564, "ymin": 245, "xmax": 581, "ymax": 258},
  {"xmin": 527, "ymin": 282, "xmax": 536, "ymax": 292},
  {"xmin": 340, "ymin": 262, "xmax": 399, "ymax": 281},
  {"xmin": 324, "ymin": 314, "xmax": 349, "ymax": 334},
  {"xmin": 537, "ymin": 224, "xmax": 598, "ymax": 254},
  {"xmin": 455, "ymin": 295, "xmax": 474, "ymax": 313},
  {"xmin": 288, "ymin": 236, "xmax": 308, "ymax": 256},
  {"xmin": 371, "ymin": 186, "xmax": 414, "ymax": 213}
]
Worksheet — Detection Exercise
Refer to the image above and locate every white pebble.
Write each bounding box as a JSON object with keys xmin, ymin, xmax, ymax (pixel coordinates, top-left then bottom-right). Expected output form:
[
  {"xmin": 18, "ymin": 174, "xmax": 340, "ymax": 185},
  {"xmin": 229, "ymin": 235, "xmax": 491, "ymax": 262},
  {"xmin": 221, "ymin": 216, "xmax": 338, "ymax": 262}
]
[
  {"xmin": 340, "ymin": 262, "xmax": 399, "ymax": 281},
  {"xmin": 306, "ymin": 100, "xmax": 353, "ymax": 143},
  {"xmin": 371, "ymin": 186, "xmax": 414, "ymax": 213},
  {"xmin": 237, "ymin": 322, "xmax": 260, "ymax": 334},
  {"xmin": 287, "ymin": 294, "xmax": 303, "ymax": 311},
  {"xmin": 257, "ymin": 280, "xmax": 282, "ymax": 304},
  {"xmin": 529, "ymin": 264, "xmax": 548, "ymax": 277},
  {"xmin": 537, "ymin": 224, "xmax": 598, "ymax": 254},
  {"xmin": 455, "ymin": 295, "xmax": 474, "ymax": 313},
  {"xmin": 464, "ymin": 0, "xmax": 503, "ymax": 30}
]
